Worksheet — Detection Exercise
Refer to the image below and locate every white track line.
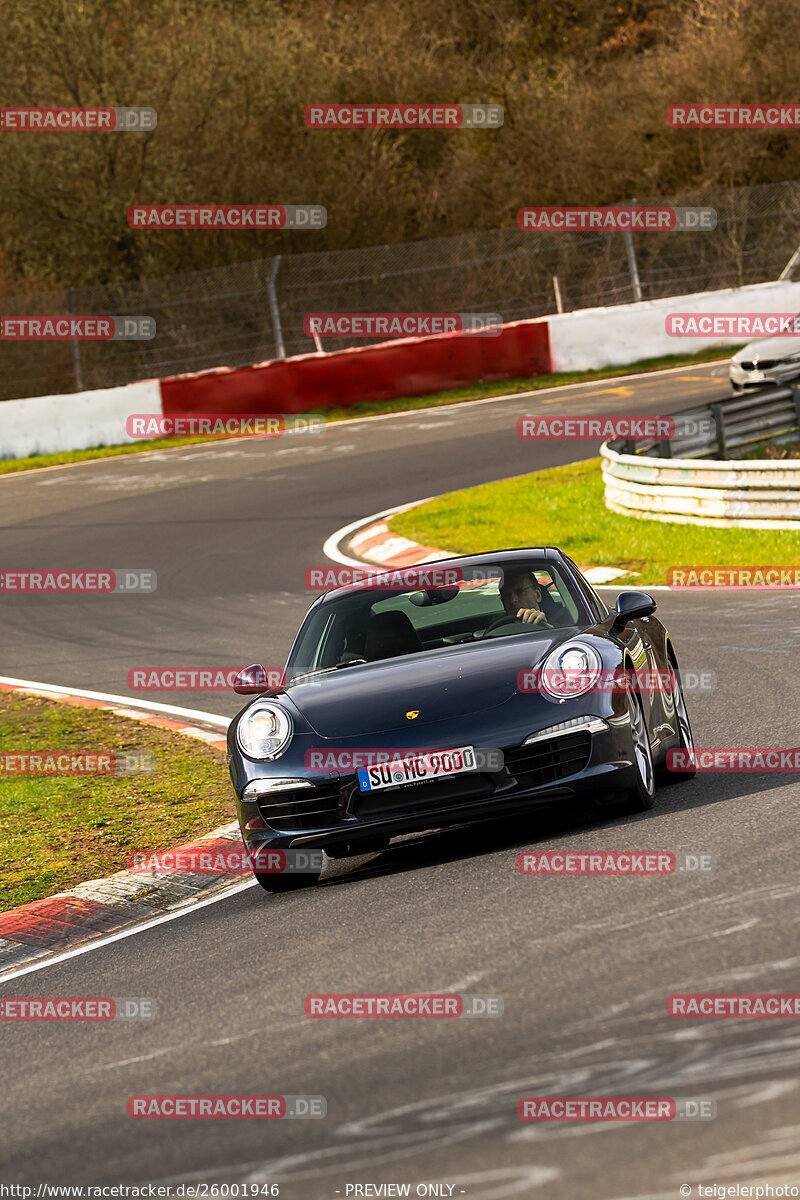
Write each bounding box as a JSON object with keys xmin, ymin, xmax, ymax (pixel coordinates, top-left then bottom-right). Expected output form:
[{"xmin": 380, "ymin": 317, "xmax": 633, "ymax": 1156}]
[
  {"xmin": 0, "ymin": 878, "xmax": 256, "ymax": 983},
  {"xmin": 0, "ymin": 677, "xmax": 242, "ymax": 983},
  {"xmin": 0, "ymin": 675, "xmax": 229, "ymax": 729},
  {"xmin": 322, "ymin": 500, "xmax": 433, "ymax": 568}
]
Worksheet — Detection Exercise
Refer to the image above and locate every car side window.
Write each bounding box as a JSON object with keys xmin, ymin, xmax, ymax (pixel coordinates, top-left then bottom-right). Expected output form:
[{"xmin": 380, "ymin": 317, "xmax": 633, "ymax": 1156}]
[{"xmin": 560, "ymin": 555, "xmax": 609, "ymax": 621}]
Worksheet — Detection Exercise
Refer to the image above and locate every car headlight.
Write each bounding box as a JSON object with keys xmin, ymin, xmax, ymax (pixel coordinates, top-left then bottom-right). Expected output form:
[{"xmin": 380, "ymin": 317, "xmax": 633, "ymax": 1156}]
[
  {"xmin": 538, "ymin": 642, "xmax": 603, "ymax": 701},
  {"xmin": 236, "ymin": 702, "xmax": 293, "ymax": 760}
]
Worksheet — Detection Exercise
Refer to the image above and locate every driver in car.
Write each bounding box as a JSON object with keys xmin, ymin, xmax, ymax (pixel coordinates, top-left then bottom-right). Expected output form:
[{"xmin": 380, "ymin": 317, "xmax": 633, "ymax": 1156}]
[{"xmin": 499, "ymin": 570, "xmax": 553, "ymax": 627}]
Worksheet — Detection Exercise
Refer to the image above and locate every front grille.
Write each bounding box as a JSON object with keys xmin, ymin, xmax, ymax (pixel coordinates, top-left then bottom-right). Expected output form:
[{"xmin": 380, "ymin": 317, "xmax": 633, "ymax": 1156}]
[
  {"xmin": 504, "ymin": 732, "xmax": 591, "ymax": 788},
  {"xmin": 257, "ymin": 785, "xmax": 342, "ymax": 831},
  {"xmin": 353, "ymin": 773, "xmax": 495, "ymax": 816}
]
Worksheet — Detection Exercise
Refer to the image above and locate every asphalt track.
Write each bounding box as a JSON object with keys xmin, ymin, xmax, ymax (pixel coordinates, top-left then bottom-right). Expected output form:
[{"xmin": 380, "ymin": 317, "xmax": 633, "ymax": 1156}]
[{"xmin": 3, "ymin": 360, "xmax": 800, "ymax": 1198}]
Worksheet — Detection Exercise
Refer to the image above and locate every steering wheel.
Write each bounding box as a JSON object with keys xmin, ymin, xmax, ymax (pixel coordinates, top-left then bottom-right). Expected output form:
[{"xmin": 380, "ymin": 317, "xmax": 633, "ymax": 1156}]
[{"xmin": 481, "ymin": 613, "xmax": 525, "ymax": 637}]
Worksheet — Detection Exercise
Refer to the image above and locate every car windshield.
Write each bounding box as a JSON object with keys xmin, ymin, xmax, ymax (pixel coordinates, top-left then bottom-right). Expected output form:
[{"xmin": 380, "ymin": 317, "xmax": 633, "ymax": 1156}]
[{"xmin": 285, "ymin": 562, "xmax": 589, "ymax": 682}]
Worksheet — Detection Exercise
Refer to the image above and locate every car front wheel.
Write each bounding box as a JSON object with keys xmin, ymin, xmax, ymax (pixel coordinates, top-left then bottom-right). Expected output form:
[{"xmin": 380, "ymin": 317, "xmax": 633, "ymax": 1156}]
[
  {"xmin": 626, "ymin": 690, "xmax": 656, "ymax": 811},
  {"xmin": 253, "ymin": 867, "xmax": 321, "ymax": 893},
  {"xmin": 658, "ymin": 657, "xmax": 696, "ymax": 784}
]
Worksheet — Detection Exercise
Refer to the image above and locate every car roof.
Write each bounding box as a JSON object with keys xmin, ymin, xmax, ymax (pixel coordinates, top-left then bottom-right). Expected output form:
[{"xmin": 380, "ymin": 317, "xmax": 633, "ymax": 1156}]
[{"xmin": 317, "ymin": 546, "xmax": 569, "ymax": 602}]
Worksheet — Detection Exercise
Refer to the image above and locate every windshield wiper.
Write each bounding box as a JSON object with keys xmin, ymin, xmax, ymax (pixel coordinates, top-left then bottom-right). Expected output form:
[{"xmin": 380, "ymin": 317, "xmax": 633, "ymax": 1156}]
[{"xmin": 291, "ymin": 659, "xmax": 367, "ymax": 683}]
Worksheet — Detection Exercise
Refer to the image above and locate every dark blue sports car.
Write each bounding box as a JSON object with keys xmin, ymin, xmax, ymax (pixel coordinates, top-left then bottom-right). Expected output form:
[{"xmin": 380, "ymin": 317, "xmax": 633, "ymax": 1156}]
[{"xmin": 228, "ymin": 548, "xmax": 695, "ymax": 891}]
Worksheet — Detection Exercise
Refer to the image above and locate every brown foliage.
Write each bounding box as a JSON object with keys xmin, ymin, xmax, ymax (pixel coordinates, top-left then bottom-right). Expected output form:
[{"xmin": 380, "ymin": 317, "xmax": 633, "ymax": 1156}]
[{"xmin": 0, "ymin": 0, "xmax": 799, "ymax": 290}]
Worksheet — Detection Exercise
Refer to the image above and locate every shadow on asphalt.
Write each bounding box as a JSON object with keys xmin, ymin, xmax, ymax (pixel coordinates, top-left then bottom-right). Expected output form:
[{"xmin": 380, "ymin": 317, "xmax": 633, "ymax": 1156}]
[{"xmin": 312, "ymin": 769, "xmax": 788, "ymax": 889}]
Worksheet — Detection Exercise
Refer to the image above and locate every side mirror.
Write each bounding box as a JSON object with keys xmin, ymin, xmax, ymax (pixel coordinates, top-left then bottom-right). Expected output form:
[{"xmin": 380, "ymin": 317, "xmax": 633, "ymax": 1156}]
[
  {"xmin": 612, "ymin": 590, "xmax": 656, "ymax": 632},
  {"xmin": 233, "ymin": 663, "xmax": 269, "ymax": 694}
]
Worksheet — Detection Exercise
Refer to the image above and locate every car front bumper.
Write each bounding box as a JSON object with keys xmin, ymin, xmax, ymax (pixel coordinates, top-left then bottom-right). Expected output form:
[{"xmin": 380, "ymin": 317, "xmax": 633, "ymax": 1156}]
[
  {"xmin": 232, "ymin": 714, "xmax": 641, "ymax": 856},
  {"xmin": 729, "ymin": 359, "xmax": 800, "ymax": 388}
]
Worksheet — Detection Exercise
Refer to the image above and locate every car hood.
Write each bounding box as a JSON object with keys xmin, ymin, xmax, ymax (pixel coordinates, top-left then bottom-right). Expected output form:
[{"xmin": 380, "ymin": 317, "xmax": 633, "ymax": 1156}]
[
  {"xmin": 732, "ymin": 336, "xmax": 800, "ymax": 362},
  {"xmin": 283, "ymin": 633, "xmax": 574, "ymax": 738}
]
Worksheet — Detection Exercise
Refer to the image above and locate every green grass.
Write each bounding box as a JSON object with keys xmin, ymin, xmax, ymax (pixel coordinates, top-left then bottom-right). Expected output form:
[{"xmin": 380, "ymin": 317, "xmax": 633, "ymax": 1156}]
[
  {"xmin": 0, "ymin": 692, "xmax": 233, "ymax": 912},
  {"xmin": 389, "ymin": 456, "xmax": 800, "ymax": 585},
  {"xmin": 0, "ymin": 346, "xmax": 731, "ymax": 477}
]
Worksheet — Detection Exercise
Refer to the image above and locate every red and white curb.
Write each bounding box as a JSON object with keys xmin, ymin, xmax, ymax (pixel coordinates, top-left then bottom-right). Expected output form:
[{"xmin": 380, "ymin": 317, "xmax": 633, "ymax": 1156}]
[
  {"xmin": 0, "ymin": 676, "xmax": 250, "ymax": 980},
  {"xmin": 323, "ymin": 502, "xmax": 633, "ymax": 585}
]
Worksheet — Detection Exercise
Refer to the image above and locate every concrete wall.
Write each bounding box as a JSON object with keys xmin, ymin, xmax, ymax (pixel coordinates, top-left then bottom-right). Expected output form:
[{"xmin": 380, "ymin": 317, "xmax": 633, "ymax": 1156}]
[
  {"xmin": 0, "ymin": 379, "xmax": 161, "ymax": 459},
  {"xmin": 548, "ymin": 279, "xmax": 800, "ymax": 373}
]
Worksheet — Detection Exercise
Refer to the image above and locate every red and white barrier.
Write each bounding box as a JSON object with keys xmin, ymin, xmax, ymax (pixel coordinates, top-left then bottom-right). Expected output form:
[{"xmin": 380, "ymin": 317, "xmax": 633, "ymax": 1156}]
[
  {"xmin": 5, "ymin": 278, "xmax": 800, "ymax": 459},
  {"xmin": 159, "ymin": 318, "xmax": 551, "ymax": 416}
]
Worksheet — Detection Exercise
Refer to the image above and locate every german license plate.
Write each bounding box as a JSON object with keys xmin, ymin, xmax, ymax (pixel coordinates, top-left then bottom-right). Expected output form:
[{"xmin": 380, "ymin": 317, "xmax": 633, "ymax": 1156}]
[{"xmin": 357, "ymin": 746, "xmax": 477, "ymax": 792}]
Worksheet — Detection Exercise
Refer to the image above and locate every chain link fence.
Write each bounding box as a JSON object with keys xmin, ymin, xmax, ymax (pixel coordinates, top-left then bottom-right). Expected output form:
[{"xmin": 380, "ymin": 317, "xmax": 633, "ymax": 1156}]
[{"xmin": 3, "ymin": 180, "xmax": 800, "ymax": 402}]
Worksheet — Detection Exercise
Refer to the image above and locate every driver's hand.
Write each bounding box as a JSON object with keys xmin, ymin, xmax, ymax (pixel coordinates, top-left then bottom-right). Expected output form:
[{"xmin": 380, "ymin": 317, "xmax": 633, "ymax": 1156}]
[{"xmin": 517, "ymin": 608, "xmax": 551, "ymax": 627}]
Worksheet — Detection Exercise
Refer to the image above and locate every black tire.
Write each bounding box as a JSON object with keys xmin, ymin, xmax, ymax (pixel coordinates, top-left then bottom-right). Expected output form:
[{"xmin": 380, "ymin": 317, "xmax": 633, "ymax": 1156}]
[
  {"xmin": 253, "ymin": 868, "xmax": 321, "ymax": 893},
  {"xmin": 658, "ymin": 654, "xmax": 697, "ymax": 785},
  {"xmin": 625, "ymin": 689, "xmax": 656, "ymax": 811},
  {"xmin": 589, "ymin": 690, "xmax": 655, "ymax": 816}
]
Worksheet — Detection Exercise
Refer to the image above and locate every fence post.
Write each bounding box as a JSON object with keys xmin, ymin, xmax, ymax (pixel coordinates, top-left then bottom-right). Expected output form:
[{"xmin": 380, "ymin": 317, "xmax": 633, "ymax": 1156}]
[
  {"xmin": 622, "ymin": 199, "xmax": 643, "ymax": 303},
  {"xmin": 552, "ymin": 274, "xmax": 564, "ymax": 314},
  {"xmin": 710, "ymin": 402, "xmax": 727, "ymax": 459},
  {"xmin": 267, "ymin": 257, "xmax": 286, "ymax": 360},
  {"xmin": 779, "ymin": 243, "xmax": 800, "ymax": 281},
  {"xmin": 67, "ymin": 287, "xmax": 84, "ymax": 391},
  {"xmin": 787, "ymin": 382, "xmax": 800, "ymax": 429}
]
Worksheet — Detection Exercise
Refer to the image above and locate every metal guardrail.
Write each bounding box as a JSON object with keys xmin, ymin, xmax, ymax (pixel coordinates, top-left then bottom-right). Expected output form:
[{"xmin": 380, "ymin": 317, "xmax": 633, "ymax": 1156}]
[
  {"xmin": 611, "ymin": 381, "xmax": 800, "ymax": 461},
  {"xmin": 601, "ymin": 382, "xmax": 800, "ymax": 528}
]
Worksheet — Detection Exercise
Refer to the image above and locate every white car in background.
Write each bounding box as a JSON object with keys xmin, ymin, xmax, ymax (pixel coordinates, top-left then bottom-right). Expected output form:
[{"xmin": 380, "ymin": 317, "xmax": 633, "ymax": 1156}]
[{"xmin": 730, "ymin": 330, "xmax": 800, "ymax": 392}]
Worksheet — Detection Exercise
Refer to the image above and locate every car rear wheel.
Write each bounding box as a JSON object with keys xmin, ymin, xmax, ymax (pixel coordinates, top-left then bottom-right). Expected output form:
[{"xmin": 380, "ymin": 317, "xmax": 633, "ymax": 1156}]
[{"xmin": 625, "ymin": 690, "xmax": 656, "ymax": 811}]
